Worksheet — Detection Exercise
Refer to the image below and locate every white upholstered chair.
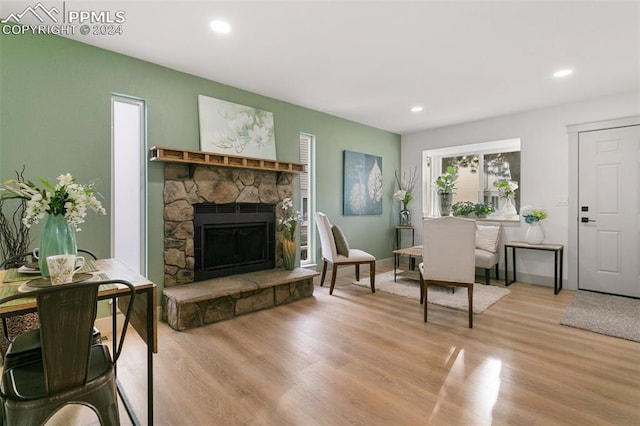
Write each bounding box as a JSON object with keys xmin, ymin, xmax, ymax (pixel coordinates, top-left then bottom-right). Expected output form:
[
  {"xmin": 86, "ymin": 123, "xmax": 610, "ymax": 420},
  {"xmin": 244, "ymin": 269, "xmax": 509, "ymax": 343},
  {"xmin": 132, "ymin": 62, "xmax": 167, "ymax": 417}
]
[
  {"xmin": 418, "ymin": 216, "xmax": 476, "ymax": 328},
  {"xmin": 315, "ymin": 212, "xmax": 376, "ymax": 295},
  {"xmin": 475, "ymin": 225, "xmax": 501, "ymax": 285}
]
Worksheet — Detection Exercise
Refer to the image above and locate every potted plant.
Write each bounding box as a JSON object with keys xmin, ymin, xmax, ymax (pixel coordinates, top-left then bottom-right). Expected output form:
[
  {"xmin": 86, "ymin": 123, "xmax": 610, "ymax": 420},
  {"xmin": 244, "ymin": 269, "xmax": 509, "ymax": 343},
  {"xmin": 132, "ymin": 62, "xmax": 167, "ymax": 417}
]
[
  {"xmin": 493, "ymin": 179, "xmax": 518, "ymax": 218},
  {"xmin": 521, "ymin": 205, "xmax": 548, "ymax": 244},
  {"xmin": 452, "ymin": 201, "xmax": 475, "ymax": 217},
  {"xmin": 473, "ymin": 203, "xmax": 494, "ymax": 218},
  {"xmin": 451, "ymin": 201, "xmax": 495, "ymax": 218},
  {"xmin": 435, "ymin": 166, "xmax": 458, "ymax": 216}
]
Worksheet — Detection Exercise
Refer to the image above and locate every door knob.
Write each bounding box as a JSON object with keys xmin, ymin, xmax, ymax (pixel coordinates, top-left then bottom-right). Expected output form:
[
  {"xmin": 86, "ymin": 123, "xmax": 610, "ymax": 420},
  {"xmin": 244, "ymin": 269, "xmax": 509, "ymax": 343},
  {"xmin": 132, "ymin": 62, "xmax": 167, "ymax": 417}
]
[{"xmin": 581, "ymin": 217, "xmax": 596, "ymax": 223}]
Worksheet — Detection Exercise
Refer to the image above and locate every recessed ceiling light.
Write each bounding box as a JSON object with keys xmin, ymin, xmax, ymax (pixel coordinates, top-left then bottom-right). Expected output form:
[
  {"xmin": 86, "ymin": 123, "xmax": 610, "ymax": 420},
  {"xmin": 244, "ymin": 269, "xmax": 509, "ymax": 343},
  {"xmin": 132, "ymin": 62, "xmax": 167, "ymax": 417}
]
[
  {"xmin": 553, "ymin": 69, "xmax": 573, "ymax": 78},
  {"xmin": 411, "ymin": 106, "xmax": 423, "ymax": 113},
  {"xmin": 210, "ymin": 20, "xmax": 231, "ymax": 34}
]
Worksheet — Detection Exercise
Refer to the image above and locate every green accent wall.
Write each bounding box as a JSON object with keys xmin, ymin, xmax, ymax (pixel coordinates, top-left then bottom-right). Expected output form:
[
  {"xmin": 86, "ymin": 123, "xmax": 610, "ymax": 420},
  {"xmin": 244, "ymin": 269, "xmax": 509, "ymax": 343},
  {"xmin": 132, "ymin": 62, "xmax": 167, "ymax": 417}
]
[{"xmin": 1, "ymin": 30, "xmax": 400, "ymax": 296}]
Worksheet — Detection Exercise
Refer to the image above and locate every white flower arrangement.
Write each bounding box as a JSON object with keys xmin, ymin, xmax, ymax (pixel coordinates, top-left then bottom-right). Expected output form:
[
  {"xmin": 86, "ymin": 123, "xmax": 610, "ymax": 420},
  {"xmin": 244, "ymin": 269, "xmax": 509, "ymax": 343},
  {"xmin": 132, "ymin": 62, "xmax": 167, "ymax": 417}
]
[
  {"xmin": 277, "ymin": 197, "xmax": 300, "ymax": 241},
  {"xmin": 394, "ymin": 167, "xmax": 418, "ymax": 206},
  {"xmin": 393, "ymin": 189, "xmax": 414, "ymax": 205},
  {"xmin": 0, "ymin": 173, "xmax": 106, "ymax": 231}
]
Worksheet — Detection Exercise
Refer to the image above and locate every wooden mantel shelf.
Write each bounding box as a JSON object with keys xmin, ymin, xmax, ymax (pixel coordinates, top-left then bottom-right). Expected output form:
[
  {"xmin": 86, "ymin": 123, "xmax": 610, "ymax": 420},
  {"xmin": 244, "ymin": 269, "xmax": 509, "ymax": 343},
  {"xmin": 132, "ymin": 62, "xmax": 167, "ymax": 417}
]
[{"xmin": 149, "ymin": 146, "xmax": 305, "ymax": 174}]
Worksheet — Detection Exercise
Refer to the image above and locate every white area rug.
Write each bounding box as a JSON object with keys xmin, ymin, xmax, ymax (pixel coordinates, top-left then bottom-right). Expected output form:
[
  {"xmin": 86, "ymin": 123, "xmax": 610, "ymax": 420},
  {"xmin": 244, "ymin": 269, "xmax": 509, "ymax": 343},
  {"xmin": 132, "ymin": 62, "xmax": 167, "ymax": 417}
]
[
  {"xmin": 353, "ymin": 270, "xmax": 510, "ymax": 314},
  {"xmin": 560, "ymin": 291, "xmax": 640, "ymax": 342}
]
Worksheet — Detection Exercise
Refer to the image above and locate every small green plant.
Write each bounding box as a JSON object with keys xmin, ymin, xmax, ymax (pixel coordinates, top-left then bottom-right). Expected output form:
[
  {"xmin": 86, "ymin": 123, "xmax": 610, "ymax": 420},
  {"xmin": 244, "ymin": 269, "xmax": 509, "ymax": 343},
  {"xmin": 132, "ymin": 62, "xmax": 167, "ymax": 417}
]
[
  {"xmin": 474, "ymin": 203, "xmax": 494, "ymax": 217},
  {"xmin": 435, "ymin": 166, "xmax": 458, "ymax": 194},
  {"xmin": 452, "ymin": 201, "xmax": 475, "ymax": 217},
  {"xmin": 493, "ymin": 179, "xmax": 518, "ymax": 198},
  {"xmin": 452, "ymin": 201, "xmax": 495, "ymax": 217}
]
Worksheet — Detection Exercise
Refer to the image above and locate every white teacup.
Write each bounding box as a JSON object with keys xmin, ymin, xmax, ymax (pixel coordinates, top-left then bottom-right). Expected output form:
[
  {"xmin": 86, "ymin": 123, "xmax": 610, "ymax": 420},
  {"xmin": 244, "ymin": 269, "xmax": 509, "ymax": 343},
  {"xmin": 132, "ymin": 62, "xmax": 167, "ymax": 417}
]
[{"xmin": 46, "ymin": 255, "xmax": 85, "ymax": 285}]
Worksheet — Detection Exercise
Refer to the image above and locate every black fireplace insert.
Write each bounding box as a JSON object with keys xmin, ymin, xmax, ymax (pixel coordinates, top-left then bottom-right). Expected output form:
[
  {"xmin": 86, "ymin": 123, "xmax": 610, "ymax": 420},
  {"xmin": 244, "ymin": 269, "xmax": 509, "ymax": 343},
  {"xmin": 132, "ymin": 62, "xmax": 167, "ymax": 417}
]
[{"xmin": 194, "ymin": 203, "xmax": 275, "ymax": 281}]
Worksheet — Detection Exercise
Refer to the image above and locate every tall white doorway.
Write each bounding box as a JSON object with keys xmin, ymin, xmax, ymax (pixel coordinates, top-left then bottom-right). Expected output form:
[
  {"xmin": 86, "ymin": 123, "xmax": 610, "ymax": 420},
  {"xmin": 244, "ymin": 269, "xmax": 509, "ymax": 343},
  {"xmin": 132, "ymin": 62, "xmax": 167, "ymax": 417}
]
[
  {"xmin": 300, "ymin": 133, "xmax": 315, "ymax": 266},
  {"xmin": 111, "ymin": 95, "xmax": 147, "ymax": 275},
  {"xmin": 576, "ymin": 121, "xmax": 639, "ymax": 297}
]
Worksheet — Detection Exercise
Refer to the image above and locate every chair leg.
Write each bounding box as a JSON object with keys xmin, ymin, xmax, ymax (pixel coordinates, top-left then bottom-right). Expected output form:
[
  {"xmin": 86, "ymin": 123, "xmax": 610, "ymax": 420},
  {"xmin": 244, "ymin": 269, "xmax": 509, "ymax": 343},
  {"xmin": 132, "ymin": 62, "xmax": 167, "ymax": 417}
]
[
  {"xmin": 355, "ymin": 264, "xmax": 360, "ymax": 281},
  {"xmin": 495, "ymin": 264, "xmax": 500, "ymax": 281},
  {"xmin": 423, "ymin": 282, "xmax": 429, "ymax": 322},
  {"xmin": 329, "ymin": 264, "xmax": 338, "ymax": 295},
  {"xmin": 418, "ymin": 269, "xmax": 424, "ymax": 304},
  {"xmin": 485, "ymin": 268, "xmax": 490, "ymax": 285},
  {"xmin": 320, "ymin": 260, "xmax": 328, "ymax": 287},
  {"xmin": 369, "ymin": 261, "xmax": 375, "ymax": 293},
  {"xmin": 468, "ymin": 284, "xmax": 474, "ymax": 328}
]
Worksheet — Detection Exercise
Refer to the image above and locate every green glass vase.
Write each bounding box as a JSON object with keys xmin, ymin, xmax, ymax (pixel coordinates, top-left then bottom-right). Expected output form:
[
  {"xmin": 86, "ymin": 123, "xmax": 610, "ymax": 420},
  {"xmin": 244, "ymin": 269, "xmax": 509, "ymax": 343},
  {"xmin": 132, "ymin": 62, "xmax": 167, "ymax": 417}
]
[{"xmin": 38, "ymin": 214, "xmax": 78, "ymax": 277}]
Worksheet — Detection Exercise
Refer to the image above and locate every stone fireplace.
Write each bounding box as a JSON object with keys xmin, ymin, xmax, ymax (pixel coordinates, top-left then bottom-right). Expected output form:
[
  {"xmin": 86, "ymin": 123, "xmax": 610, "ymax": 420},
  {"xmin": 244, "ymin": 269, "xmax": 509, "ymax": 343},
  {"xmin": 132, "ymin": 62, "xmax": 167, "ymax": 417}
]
[
  {"xmin": 158, "ymin": 150, "xmax": 317, "ymax": 331},
  {"xmin": 162, "ymin": 163, "xmax": 293, "ymax": 288}
]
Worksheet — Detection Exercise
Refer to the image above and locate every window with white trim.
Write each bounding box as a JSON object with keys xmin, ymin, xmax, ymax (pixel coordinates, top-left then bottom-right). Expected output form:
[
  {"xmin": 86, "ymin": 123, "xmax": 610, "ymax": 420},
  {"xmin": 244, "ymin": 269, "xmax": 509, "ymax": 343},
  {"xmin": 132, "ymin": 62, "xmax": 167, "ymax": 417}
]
[{"xmin": 422, "ymin": 138, "xmax": 521, "ymax": 219}]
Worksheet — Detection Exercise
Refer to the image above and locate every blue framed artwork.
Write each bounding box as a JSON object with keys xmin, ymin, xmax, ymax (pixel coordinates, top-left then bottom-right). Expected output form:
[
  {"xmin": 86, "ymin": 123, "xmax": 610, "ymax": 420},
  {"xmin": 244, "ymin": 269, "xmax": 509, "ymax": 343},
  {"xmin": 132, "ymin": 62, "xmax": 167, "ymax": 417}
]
[{"xmin": 343, "ymin": 150, "xmax": 383, "ymax": 215}]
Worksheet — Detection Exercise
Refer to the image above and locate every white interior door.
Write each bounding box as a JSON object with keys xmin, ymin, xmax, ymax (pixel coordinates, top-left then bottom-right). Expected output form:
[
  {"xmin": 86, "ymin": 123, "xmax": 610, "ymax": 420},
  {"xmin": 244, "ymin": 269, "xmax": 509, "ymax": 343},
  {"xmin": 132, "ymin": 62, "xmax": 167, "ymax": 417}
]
[{"xmin": 578, "ymin": 125, "xmax": 640, "ymax": 297}]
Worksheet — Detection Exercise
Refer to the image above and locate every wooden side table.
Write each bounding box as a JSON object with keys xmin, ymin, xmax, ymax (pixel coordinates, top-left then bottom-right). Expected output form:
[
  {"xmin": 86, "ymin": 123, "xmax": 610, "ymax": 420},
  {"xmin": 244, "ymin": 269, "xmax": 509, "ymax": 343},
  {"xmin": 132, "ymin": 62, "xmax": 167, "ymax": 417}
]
[
  {"xmin": 392, "ymin": 246, "xmax": 422, "ymax": 282},
  {"xmin": 504, "ymin": 241, "xmax": 564, "ymax": 294}
]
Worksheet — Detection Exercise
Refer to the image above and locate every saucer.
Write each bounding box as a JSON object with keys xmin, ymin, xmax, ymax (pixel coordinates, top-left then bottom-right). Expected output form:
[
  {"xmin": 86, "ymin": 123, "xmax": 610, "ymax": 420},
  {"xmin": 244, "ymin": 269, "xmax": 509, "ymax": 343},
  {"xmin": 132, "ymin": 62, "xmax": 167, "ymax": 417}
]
[
  {"xmin": 17, "ymin": 264, "xmax": 41, "ymax": 274},
  {"xmin": 18, "ymin": 272, "xmax": 93, "ymax": 292}
]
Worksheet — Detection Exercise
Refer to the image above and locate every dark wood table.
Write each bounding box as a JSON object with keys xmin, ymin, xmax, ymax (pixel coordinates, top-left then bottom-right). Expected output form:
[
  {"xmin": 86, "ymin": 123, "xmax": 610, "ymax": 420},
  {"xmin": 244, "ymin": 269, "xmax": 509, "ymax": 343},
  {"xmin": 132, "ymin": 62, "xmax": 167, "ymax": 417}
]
[{"xmin": 0, "ymin": 258, "xmax": 157, "ymax": 425}]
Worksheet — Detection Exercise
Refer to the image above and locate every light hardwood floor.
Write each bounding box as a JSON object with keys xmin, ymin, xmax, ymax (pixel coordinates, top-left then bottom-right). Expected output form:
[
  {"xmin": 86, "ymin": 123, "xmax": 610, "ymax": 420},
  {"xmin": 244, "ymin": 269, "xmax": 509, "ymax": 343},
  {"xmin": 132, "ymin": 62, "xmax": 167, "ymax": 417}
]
[{"xmin": 56, "ymin": 262, "xmax": 640, "ymax": 425}]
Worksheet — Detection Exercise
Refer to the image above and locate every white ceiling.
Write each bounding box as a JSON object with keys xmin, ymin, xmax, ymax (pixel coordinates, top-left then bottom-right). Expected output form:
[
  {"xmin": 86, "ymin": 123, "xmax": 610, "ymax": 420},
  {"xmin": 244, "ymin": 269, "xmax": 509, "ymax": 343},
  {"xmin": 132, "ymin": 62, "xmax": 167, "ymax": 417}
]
[{"xmin": 2, "ymin": 0, "xmax": 639, "ymax": 134}]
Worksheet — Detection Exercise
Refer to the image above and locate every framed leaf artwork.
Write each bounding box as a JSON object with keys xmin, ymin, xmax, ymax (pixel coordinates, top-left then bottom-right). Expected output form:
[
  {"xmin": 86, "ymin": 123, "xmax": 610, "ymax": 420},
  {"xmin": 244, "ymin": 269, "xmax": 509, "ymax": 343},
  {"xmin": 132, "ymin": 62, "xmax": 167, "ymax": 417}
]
[{"xmin": 343, "ymin": 150, "xmax": 383, "ymax": 215}]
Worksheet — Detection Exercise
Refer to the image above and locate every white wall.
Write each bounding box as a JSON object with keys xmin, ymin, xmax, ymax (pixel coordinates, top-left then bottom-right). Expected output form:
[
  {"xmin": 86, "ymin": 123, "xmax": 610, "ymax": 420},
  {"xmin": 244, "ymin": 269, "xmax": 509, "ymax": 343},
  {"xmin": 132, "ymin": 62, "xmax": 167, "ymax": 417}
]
[{"xmin": 401, "ymin": 91, "xmax": 640, "ymax": 290}]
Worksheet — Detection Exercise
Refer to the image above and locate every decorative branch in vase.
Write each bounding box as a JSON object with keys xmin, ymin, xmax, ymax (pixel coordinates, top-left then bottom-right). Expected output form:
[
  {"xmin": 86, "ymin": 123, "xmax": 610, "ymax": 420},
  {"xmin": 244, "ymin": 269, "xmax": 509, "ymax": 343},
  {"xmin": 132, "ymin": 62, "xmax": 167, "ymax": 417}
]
[
  {"xmin": 394, "ymin": 167, "xmax": 417, "ymax": 226},
  {"xmin": 0, "ymin": 166, "xmax": 31, "ymax": 267}
]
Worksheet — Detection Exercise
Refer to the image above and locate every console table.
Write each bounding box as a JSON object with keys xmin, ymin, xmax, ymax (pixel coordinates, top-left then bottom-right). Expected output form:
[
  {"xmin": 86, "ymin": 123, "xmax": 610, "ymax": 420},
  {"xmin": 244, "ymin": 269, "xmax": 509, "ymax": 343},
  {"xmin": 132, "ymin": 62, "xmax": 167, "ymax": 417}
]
[{"xmin": 504, "ymin": 241, "xmax": 564, "ymax": 294}]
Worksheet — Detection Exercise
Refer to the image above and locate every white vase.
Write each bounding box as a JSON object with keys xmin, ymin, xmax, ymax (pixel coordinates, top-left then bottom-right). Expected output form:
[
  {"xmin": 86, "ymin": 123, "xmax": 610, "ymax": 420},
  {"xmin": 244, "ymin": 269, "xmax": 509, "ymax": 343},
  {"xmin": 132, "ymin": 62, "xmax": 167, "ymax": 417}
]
[
  {"xmin": 525, "ymin": 221, "xmax": 544, "ymax": 245},
  {"xmin": 502, "ymin": 197, "xmax": 517, "ymax": 219}
]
